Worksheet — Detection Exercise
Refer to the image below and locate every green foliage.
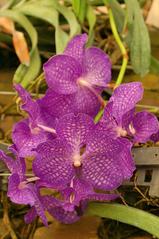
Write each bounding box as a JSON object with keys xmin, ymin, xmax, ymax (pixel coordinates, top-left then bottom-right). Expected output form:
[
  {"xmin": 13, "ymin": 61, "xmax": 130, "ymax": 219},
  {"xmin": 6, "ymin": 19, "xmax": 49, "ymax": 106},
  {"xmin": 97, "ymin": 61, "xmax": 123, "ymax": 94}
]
[
  {"xmin": 0, "ymin": 0, "xmax": 81, "ymax": 87},
  {"xmin": 109, "ymin": 0, "xmax": 125, "ymax": 33},
  {"xmin": 86, "ymin": 5, "xmax": 96, "ymax": 46},
  {"xmin": 88, "ymin": 203, "xmax": 159, "ymax": 237},
  {"xmin": 125, "ymin": 0, "xmax": 151, "ymax": 76},
  {"xmin": 150, "ymin": 56, "xmax": 159, "ymax": 75},
  {"xmin": 72, "ymin": 0, "xmax": 87, "ymax": 23},
  {"xmin": 0, "ymin": 9, "xmax": 40, "ymax": 87}
]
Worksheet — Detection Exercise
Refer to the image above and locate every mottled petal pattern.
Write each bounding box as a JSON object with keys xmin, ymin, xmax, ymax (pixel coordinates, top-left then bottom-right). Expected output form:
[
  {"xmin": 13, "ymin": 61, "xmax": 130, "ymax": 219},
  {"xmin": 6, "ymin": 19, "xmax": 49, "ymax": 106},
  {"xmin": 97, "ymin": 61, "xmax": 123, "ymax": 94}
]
[
  {"xmin": 64, "ymin": 33, "xmax": 87, "ymax": 65},
  {"xmin": 109, "ymin": 82, "xmax": 143, "ymax": 124},
  {"xmin": 56, "ymin": 113, "xmax": 95, "ymax": 150},
  {"xmin": 14, "ymin": 84, "xmax": 39, "ymax": 122},
  {"xmin": 83, "ymin": 151, "xmax": 124, "ymax": 190},
  {"xmin": 7, "ymin": 174, "xmax": 35, "ymax": 205},
  {"xmin": 84, "ymin": 47, "xmax": 111, "ymax": 87},
  {"xmin": 12, "ymin": 119, "xmax": 51, "ymax": 157},
  {"xmin": 44, "ymin": 55, "xmax": 82, "ymax": 94},
  {"xmin": 38, "ymin": 89, "xmax": 74, "ymax": 119},
  {"xmin": 48, "ymin": 201, "xmax": 87, "ymax": 224},
  {"xmin": 131, "ymin": 111, "xmax": 159, "ymax": 143},
  {"xmin": 33, "ymin": 140, "xmax": 74, "ymax": 189},
  {"xmin": 72, "ymin": 87, "xmax": 101, "ymax": 117}
]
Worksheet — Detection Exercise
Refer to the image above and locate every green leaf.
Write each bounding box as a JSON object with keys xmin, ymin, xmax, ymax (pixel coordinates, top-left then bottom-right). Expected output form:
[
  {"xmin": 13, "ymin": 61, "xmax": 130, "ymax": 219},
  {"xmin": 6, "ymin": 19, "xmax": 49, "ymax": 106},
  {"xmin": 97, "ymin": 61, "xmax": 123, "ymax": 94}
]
[
  {"xmin": 72, "ymin": 0, "xmax": 87, "ymax": 23},
  {"xmin": 0, "ymin": 9, "xmax": 37, "ymax": 53},
  {"xmin": 86, "ymin": 5, "xmax": 96, "ymax": 46},
  {"xmin": 125, "ymin": 0, "xmax": 151, "ymax": 76},
  {"xmin": 0, "ymin": 9, "xmax": 39, "ymax": 86},
  {"xmin": 87, "ymin": 203, "xmax": 159, "ymax": 238},
  {"xmin": 14, "ymin": 2, "xmax": 68, "ymax": 53},
  {"xmin": 13, "ymin": 47, "xmax": 41, "ymax": 88},
  {"xmin": 36, "ymin": 0, "xmax": 81, "ymax": 38},
  {"xmin": 72, "ymin": 0, "xmax": 80, "ymax": 17},
  {"xmin": 150, "ymin": 56, "xmax": 159, "ymax": 74}
]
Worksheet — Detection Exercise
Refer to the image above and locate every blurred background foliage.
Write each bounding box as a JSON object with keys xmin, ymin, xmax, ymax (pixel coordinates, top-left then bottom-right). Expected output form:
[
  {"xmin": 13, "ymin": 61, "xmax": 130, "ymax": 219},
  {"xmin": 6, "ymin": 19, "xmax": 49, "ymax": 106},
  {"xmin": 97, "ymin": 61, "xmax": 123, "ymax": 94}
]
[{"xmin": 0, "ymin": 0, "xmax": 159, "ymax": 88}]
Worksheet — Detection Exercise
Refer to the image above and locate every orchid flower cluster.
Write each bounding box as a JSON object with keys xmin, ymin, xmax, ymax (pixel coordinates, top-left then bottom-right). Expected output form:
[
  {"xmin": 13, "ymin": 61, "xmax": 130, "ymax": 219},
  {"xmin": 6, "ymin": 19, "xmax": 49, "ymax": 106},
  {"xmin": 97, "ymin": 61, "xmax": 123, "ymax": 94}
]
[{"xmin": 0, "ymin": 34, "xmax": 159, "ymax": 225}]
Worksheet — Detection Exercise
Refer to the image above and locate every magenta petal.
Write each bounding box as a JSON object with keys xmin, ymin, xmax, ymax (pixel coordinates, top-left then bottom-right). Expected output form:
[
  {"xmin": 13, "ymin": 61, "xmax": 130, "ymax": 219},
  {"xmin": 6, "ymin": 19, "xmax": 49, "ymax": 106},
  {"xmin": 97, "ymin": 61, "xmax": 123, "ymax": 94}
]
[
  {"xmin": 83, "ymin": 136, "xmax": 134, "ymax": 190},
  {"xmin": 151, "ymin": 130, "xmax": 159, "ymax": 142},
  {"xmin": 122, "ymin": 108, "xmax": 135, "ymax": 129},
  {"xmin": 14, "ymin": 84, "xmax": 39, "ymax": 122},
  {"xmin": 132, "ymin": 111, "xmax": 159, "ymax": 143},
  {"xmin": 7, "ymin": 174, "xmax": 35, "ymax": 205},
  {"xmin": 109, "ymin": 82, "xmax": 143, "ymax": 124},
  {"xmin": 33, "ymin": 140, "xmax": 74, "ymax": 189},
  {"xmin": 56, "ymin": 113, "xmax": 95, "ymax": 150},
  {"xmin": 24, "ymin": 207, "xmax": 37, "ymax": 224},
  {"xmin": 43, "ymin": 55, "xmax": 82, "ymax": 94},
  {"xmin": 48, "ymin": 201, "xmax": 87, "ymax": 224},
  {"xmin": 64, "ymin": 33, "xmax": 88, "ymax": 65},
  {"xmin": 82, "ymin": 151, "xmax": 124, "ymax": 190},
  {"xmin": 72, "ymin": 87, "xmax": 101, "ymax": 117},
  {"xmin": 84, "ymin": 47, "xmax": 111, "ymax": 87},
  {"xmin": 12, "ymin": 119, "xmax": 50, "ymax": 157},
  {"xmin": 0, "ymin": 149, "xmax": 26, "ymax": 179}
]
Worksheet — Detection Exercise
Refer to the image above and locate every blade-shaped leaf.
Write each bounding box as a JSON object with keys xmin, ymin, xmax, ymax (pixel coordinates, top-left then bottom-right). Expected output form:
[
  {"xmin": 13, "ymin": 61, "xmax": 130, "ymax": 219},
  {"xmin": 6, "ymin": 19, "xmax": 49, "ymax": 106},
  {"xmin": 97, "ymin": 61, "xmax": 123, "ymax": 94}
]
[
  {"xmin": 86, "ymin": 5, "xmax": 96, "ymax": 46},
  {"xmin": 150, "ymin": 56, "xmax": 159, "ymax": 75},
  {"xmin": 13, "ymin": 47, "xmax": 41, "ymax": 88},
  {"xmin": 36, "ymin": 0, "xmax": 81, "ymax": 37},
  {"xmin": 72, "ymin": 0, "xmax": 87, "ymax": 23},
  {"xmin": 0, "ymin": 9, "xmax": 39, "ymax": 86},
  {"xmin": 125, "ymin": 0, "xmax": 151, "ymax": 76},
  {"xmin": 0, "ymin": 9, "xmax": 37, "ymax": 53},
  {"xmin": 14, "ymin": 2, "xmax": 70, "ymax": 53},
  {"xmin": 87, "ymin": 203, "xmax": 159, "ymax": 238}
]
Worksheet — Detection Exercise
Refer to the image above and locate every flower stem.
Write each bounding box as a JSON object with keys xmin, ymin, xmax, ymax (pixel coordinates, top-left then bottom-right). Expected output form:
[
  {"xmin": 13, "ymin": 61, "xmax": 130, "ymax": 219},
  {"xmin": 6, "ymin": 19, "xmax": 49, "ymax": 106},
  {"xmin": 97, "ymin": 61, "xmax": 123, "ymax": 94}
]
[{"xmin": 103, "ymin": 0, "xmax": 128, "ymax": 87}]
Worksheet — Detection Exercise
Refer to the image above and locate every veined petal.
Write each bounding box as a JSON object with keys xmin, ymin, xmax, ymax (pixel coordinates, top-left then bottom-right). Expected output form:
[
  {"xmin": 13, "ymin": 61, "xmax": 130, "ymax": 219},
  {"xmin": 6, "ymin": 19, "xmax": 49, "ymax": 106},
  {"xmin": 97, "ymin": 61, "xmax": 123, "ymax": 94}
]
[
  {"xmin": 56, "ymin": 113, "xmax": 95, "ymax": 151},
  {"xmin": 64, "ymin": 33, "xmax": 88, "ymax": 65},
  {"xmin": 83, "ymin": 137, "xmax": 134, "ymax": 190},
  {"xmin": 38, "ymin": 89, "xmax": 74, "ymax": 119},
  {"xmin": 33, "ymin": 140, "xmax": 74, "ymax": 189},
  {"xmin": 12, "ymin": 119, "xmax": 52, "ymax": 157},
  {"xmin": 0, "ymin": 148, "xmax": 26, "ymax": 179},
  {"xmin": 72, "ymin": 87, "xmax": 101, "ymax": 117},
  {"xmin": 131, "ymin": 111, "xmax": 159, "ymax": 143},
  {"xmin": 43, "ymin": 55, "xmax": 82, "ymax": 94},
  {"xmin": 14, "ymin": 84, "xmax": 40, "ymax": 123},
  {"xmin": 151, "ymin": 130, "xmax": 159, "ymax": 142},
  {"xmin": 48, "ymin": 201, "xmax": 87, "ymax": 224},
  {"xmin": 82, "ymin": 151, "xmax": 124, "ymax": 190},
  {"xmin": 7, "ymin": 174, "xmax": 35, "ymax": 205},
  {"xmin": 84, "ymin": 47, "xmax": 111, "ymax": 87},
  {"xmin": 109, "ymin": 82, "xmax": 143, "ymax": 124}
]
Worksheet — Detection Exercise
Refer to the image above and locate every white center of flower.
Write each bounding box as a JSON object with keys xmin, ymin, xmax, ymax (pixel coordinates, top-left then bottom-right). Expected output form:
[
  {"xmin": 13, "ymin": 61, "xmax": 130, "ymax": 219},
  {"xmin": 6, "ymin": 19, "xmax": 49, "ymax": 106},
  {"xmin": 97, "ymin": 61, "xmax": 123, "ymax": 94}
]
[
  {"xmin": 129, "ymin": 123, "xmax": 136, "ymax": 135},
  {"xmin": 77, "ymin": 77, "xmax": 89, "ymax": 87},
  {"xmin": 116, "ymin": 127, "xmax": 127, "ymax": 137},
  {"xmin": 30, "ymin": 126, "xmax": 40, "ymax": 135},
  {"xmin": 73, "ymin": 154, "xmax": 82, "ymax": 167}
]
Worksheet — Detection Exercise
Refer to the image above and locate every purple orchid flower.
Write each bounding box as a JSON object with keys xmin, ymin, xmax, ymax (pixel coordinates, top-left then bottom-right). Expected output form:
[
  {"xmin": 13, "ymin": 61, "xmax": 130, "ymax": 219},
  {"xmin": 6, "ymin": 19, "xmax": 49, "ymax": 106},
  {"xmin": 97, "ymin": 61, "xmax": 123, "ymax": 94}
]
[
  {"xmin": 99, "ymin": 82, "xmax": 159, "ymax": 143},
  {"xmin": 43, "ymin": 34, "xmax": 111, "ymax": 117},
  {"xmin": 24, "ymin": 195, "xmax": 87, "ymax": 224},
  {"xmin": 33, "ymin": 113, "xmax": 135, "ymax": 216},
  {"xmin": 0, "ymin": 145, "xmax": 48, "ymax": 226},
  {"xmin": 13, "ymin": 84, "xmax": 56, "ymax": 157}
]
